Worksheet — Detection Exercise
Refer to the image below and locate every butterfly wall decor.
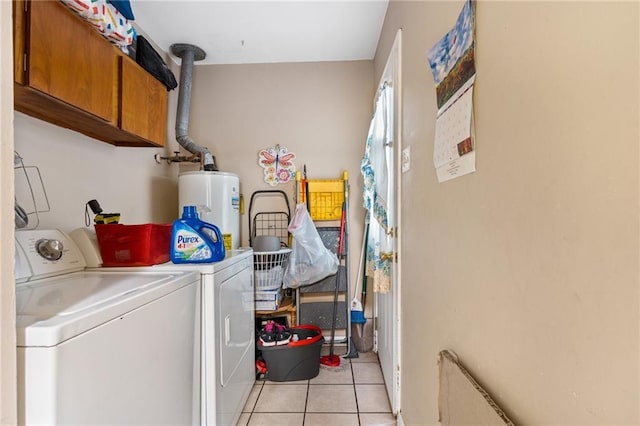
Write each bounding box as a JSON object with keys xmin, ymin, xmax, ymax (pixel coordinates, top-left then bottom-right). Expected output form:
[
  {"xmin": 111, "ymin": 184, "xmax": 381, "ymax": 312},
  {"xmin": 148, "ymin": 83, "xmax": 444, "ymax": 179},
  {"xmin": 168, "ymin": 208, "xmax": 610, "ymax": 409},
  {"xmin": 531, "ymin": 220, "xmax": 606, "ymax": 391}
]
[{"xmin": 258, "ymin": 144, "xmax": 297, "ymax": 186}]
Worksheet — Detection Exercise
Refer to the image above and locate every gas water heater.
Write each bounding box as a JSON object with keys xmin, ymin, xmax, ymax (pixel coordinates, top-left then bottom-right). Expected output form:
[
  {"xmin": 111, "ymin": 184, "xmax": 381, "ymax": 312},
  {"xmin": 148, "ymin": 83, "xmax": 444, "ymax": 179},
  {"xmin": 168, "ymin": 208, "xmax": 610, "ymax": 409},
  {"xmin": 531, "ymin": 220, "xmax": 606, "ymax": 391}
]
[{"xmin": 178, "ymin": 171, "xmax": 240, "ymax": 250}]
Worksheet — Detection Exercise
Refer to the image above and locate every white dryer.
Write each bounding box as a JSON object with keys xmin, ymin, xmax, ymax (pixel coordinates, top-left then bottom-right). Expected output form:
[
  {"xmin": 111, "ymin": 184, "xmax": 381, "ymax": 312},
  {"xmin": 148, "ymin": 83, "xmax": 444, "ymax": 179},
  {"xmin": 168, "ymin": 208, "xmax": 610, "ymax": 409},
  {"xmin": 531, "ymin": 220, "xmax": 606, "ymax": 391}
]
[
  {"xmin": 15, "ymin": 229, "xmax": 201, "ymax": 425},
  {"xmin": 185, "ymin": 251, "xmax": 255, "ymax": 426}
]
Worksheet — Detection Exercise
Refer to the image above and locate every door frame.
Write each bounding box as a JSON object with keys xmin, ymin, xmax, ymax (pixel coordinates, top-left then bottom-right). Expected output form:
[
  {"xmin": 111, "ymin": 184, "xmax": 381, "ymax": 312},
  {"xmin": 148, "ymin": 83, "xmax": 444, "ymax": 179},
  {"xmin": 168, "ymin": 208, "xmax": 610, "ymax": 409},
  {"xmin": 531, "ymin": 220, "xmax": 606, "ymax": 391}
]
[{"xmin": 1, "ymin": 1, "xmax": 18, "ymax": 423}]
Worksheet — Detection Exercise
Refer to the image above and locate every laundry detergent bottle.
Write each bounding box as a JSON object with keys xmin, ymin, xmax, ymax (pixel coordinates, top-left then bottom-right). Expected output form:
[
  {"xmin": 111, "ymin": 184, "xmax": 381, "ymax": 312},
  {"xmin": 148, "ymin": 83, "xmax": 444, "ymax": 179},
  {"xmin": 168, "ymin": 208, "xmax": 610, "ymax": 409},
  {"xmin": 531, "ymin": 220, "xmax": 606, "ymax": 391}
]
[{"xmin": 171, "ymin": 206, "xmax": 226, "ymax": 263}]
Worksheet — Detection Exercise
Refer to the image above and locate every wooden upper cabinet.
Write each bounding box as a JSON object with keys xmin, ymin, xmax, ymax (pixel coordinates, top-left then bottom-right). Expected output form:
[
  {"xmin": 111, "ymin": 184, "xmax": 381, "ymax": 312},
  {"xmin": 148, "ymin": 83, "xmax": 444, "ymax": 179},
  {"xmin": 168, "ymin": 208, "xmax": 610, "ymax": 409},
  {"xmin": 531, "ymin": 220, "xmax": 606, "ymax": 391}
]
[
  {"xmin": 120, "ymin": 57, "xmax": 167, "ymax": 145},
  {"xmin": 13, "ymin": 0, "xmax": 167, "ymax": 147},
  {"xmin": 28, "ymin": 0, "xmax": 117, "ymax": 124}
]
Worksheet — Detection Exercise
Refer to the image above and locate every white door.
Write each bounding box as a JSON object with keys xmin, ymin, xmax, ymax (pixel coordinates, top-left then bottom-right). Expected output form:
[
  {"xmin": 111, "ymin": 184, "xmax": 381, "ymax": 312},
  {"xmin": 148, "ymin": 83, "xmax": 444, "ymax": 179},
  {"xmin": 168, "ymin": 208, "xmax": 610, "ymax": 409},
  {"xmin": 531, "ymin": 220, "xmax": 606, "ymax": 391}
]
[{"xmin": 375, "ymin": 29, "xmax": 402, "ymax": 415}]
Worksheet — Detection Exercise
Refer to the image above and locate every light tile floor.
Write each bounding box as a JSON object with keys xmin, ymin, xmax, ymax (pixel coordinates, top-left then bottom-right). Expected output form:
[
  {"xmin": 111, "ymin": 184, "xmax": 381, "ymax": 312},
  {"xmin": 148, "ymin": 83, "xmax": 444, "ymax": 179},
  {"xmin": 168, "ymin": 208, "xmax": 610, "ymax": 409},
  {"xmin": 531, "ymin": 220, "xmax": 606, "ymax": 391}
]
[{"xmin": 238, "ymin": 349, "xmax": 396, "ymax": 426}]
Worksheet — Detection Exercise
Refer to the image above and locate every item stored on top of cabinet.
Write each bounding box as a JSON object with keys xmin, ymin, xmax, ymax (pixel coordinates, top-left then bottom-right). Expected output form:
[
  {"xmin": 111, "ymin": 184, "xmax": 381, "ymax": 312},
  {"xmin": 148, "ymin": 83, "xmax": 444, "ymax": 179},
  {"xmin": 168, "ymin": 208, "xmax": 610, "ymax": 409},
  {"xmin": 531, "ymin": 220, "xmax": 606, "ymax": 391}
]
[
  {"xmin": 109, "ymin": 0, "xmax": 135, "ymax": 20},
  {"xmin": 258, "ymin": 144, "xmax": 297, "ymax": 186},
  {"xmin": 171, "ymin": 206, "xmax": 226, "ymax": 264},
  {"xmin": 136, "ymin": 36, "xmax": 178, "ymax": 91},
  {"xmin": 13, "ymin": 0, "xmax": 167, "ymax": 147},
  {"xmin": 95, "ymin": 223, "xmax": 171, "ymax": 266},
  {"xmin": 59, "ymin": 0, "xmax": 136, "ymax": 49}
]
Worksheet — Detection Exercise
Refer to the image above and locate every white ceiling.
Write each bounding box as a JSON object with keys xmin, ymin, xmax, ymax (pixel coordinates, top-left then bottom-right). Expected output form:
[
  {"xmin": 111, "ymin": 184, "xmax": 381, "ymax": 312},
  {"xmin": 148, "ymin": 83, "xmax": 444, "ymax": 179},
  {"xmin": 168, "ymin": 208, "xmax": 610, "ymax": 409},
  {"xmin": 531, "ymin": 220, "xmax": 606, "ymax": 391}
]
[{"xmin": 132, "ymin": 1, "xmax": 389, "ymax": 65}]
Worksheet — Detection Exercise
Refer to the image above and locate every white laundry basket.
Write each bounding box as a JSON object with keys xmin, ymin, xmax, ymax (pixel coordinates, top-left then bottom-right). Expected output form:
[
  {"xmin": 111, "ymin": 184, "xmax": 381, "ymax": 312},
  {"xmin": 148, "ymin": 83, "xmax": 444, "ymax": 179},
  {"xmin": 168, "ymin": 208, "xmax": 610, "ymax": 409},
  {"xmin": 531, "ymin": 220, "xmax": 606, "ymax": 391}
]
[{"xmin": 253, "ymin": 248, "xmax": 292, "ymax": 290}]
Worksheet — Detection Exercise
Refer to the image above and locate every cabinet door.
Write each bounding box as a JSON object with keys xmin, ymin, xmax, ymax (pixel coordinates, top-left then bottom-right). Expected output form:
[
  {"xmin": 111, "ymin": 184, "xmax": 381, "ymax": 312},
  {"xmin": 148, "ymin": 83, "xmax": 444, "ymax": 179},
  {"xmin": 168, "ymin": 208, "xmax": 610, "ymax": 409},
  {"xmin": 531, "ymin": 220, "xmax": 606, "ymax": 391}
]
[
  {"xmin": 27, "ymin": 0, "xmax": 118, "ymax": 124},
  {"xmin": 120, "ymin": 57, "xmax": 167, "ymax": 146},
  {"xmin": 13, "ymin": 0, "xmax": 27, "ymax": 85}
]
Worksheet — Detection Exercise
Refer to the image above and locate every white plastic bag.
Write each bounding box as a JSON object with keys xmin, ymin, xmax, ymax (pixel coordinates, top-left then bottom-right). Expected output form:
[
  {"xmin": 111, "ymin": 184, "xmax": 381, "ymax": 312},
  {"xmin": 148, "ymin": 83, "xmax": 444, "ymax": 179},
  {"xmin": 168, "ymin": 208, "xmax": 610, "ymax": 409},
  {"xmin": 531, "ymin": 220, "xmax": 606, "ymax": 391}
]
[{"xmin": 282, "ymin": 204, "xmax": 338, "ymax": 289}]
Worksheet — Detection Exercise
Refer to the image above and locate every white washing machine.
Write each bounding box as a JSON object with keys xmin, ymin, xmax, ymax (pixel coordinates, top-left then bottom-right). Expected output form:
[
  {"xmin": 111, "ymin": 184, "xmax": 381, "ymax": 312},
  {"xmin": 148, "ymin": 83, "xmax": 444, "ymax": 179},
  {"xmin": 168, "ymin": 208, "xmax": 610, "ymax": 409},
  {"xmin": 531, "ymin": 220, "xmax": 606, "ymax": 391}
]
[
  {"xmin": 76, "ymin": 229, "xmax": 255, "ymax": 426},
  {"xmin": 15, "ymin": 229, "xmax": 201, "ymax": 426}
]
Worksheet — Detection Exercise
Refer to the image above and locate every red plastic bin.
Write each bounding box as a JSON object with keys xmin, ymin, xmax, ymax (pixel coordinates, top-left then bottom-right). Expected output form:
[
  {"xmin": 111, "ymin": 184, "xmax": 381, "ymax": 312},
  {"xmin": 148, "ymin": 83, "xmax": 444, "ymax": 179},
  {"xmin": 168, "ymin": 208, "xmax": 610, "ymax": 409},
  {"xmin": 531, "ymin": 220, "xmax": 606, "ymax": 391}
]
[{"xmin": 95, "ymin": 223, "xmax": 172, "ymax": 266}]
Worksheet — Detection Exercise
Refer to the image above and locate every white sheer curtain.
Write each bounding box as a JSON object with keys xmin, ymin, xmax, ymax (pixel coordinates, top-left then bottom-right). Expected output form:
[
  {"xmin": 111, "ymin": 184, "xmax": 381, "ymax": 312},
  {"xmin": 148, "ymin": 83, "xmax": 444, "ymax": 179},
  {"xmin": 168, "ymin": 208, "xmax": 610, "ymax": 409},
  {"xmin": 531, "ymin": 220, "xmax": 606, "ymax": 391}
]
[{"xmin": 360, "ymin": 83, "xmax": 393, "ymax": 293}]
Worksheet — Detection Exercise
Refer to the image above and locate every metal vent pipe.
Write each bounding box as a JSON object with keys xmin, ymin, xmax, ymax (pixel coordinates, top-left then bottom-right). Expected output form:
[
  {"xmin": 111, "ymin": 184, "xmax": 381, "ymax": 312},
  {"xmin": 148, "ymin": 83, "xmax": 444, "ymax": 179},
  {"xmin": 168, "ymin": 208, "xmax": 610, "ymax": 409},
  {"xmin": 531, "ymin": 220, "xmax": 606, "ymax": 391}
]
[{"xmin": 170, "ymin": 43, "xmax": 217, "ymax": 171}]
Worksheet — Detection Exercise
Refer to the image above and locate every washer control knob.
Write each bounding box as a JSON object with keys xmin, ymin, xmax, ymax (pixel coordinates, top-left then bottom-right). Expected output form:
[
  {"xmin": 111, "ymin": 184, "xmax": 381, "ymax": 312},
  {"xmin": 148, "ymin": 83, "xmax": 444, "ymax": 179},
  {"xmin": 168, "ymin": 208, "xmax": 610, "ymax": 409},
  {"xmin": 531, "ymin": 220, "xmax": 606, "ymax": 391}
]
[{"xmin": 35, "ymin": 239, "xmax": 64, "ymax": 261}]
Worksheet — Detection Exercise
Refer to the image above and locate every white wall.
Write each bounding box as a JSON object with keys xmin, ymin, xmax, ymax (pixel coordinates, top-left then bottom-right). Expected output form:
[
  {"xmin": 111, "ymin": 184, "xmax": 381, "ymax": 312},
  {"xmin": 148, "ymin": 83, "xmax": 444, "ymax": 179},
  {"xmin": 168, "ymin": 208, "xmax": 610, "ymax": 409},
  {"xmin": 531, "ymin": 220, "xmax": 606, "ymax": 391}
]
[
  {"xmin": 376, "ymin": 1, "xmax": 639, "ymax": 424},
  {"xmin": 182, "ymin": 60, "xmax": 374, "ymax": 289},
  {"xmin": 14, "ymin": 113, "xmax": 179, "ymax": 233}
]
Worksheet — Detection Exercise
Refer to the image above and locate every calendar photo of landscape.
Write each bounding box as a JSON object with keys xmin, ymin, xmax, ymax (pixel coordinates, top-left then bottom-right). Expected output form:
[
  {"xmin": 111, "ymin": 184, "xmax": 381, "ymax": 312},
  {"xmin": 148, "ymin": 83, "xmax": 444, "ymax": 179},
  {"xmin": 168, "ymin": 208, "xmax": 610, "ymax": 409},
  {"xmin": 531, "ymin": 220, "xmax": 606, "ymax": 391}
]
[{"xmin": 426, "ymin": 0, "xmax": 476, "ymax": 111}]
